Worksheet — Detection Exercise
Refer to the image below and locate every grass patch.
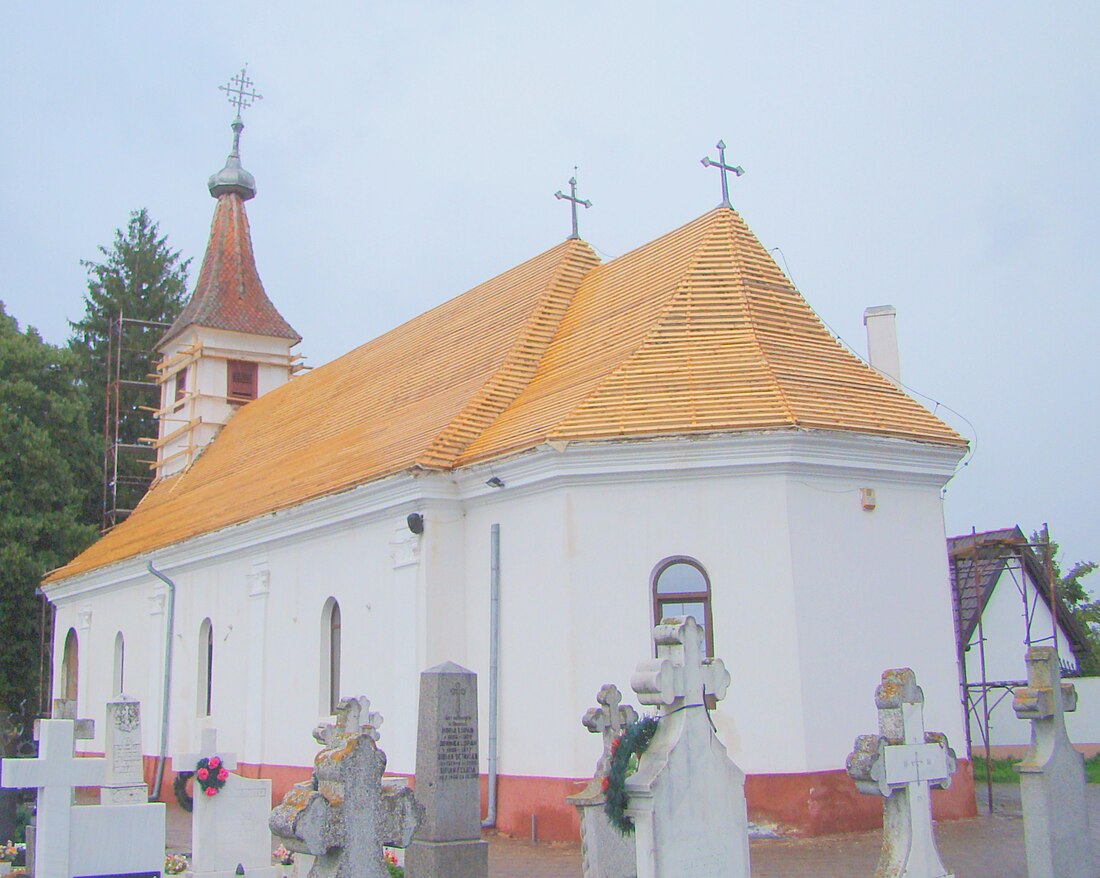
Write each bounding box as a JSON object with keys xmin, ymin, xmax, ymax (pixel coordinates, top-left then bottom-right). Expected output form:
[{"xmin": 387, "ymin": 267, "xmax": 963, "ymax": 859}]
[{"xmin": 973, "ymin": 753, "xmax": 1100, "ymax": 783}]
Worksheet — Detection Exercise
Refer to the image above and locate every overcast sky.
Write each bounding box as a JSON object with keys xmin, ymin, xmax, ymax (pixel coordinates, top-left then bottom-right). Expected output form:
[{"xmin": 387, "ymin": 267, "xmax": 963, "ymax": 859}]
[{"xmin": 2, "ymin": 3, "xmax": 1097, "ymax": 571}]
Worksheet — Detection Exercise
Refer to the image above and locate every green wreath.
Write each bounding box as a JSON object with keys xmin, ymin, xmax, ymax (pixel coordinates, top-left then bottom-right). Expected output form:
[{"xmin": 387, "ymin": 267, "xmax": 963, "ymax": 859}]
[{"xmin": 602, "ymin": 716, "xmax": 659, "ymax": 835}]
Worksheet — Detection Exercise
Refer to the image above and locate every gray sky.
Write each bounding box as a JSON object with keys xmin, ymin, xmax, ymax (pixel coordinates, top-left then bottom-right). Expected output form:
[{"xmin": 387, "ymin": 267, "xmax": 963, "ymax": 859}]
[{"xmin": 2, "ymin": 3, "xmax": 1097, "ymax": 570}]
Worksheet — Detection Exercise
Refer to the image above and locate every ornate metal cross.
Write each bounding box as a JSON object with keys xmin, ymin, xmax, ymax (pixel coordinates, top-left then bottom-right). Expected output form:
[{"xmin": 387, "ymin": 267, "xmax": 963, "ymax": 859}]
[
  {"xmin": 220, "ymin": 66, "xmax": 263, "ymax": 118},
  {"xmin": 700, "ymin": 140, "xmax": 744, "ymax": 208},
  {"xmin": 554, "ymin": 170, "xmax": 592, "ymax": 240}
]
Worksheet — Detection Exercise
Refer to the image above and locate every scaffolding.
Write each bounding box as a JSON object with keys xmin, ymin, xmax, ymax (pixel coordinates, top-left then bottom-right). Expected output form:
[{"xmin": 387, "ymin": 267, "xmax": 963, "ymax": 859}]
[
  {"xmin": 102, "ymin": 314, "xmax": 169, "ymax": 530},
  {"xmin": 952, "ymin": 527, "xmax": 1068, "ymax": 813}
]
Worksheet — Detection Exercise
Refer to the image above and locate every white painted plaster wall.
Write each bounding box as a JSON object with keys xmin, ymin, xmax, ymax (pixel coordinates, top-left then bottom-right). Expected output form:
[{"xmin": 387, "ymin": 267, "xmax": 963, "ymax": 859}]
[
  {"xmin": 47, "ymin": 431, "xmax": 964, "ymax": 792},
  {"xmin": 973, "ymin": 676, "xmax": 1100, "ymax": 749}
]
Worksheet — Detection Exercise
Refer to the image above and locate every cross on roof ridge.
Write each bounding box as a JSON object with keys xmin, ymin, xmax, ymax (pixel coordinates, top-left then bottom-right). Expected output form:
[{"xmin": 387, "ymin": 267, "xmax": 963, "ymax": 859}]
[
  {"xmin": 700, "ymin": 139, "xmax": 744, "ymax": 208},
  {"xmin": 554, "ymin": 169, "xmax": 592, "ymax": 240}
]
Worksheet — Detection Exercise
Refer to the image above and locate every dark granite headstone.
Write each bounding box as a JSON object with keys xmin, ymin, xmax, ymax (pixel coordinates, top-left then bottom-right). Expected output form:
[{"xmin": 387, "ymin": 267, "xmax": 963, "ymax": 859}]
[{"xmin": 406, "ymin": 661, "xmax": 488, "ymax": 878}]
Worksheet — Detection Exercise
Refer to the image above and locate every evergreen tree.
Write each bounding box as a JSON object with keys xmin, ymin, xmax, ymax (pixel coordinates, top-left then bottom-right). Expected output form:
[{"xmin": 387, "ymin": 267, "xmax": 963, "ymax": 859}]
[
  {"xmin": 0, "ymin": 303, "xmax": 98, "ymax": 719},
  {"xmin": 68, "ymin": 209, "xmax": 191, "ymax": 522},
  {"xmin": 1032, "ymin": 525, "xmax": 1100, "ymax": 675}
]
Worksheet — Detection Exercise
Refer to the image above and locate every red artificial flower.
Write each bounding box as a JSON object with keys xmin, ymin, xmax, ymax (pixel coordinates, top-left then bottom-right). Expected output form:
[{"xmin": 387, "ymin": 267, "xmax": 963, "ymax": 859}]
[
  {"xmin": 196, "ymin": 768, "xmax": 209, "ymax": 781},
  {"xmin": 601, "ymin": 776, "xmax": 609, "ymax": 792},
  {"xmin": 205, "ymin": 787, "xmax": 218, "ymax": 797},
  {"xmin": 217, "ymin": 769, "xmax": 229, "ymax": 781},
  {"xmin": 209, "ymin": 757, "xmax": 221, "ymax": 769},
  {"xmin": 610, "ymin": 738, "xmax": 620, "ymax": 754}
]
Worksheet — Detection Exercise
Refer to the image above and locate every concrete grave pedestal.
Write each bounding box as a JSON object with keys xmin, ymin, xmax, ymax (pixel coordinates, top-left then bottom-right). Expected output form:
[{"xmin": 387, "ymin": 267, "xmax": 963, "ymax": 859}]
[
  {"xmin": 566, "ymin": 684, "xmax": 638, "ymax": 878},
  {"xmin": 406, "ymin": 662, "xmax": 488, "ymax": 878},
  {"xmin": 1013, "ymin": 646, "xmax": 1090, "ymax": 878},
  {"xmin": 846, "ymin": 668, "xmax": 956, "ymax": 878},
  {"xmin": 625, "ymin": 616, "xmax": 749, "ymax": 878}
]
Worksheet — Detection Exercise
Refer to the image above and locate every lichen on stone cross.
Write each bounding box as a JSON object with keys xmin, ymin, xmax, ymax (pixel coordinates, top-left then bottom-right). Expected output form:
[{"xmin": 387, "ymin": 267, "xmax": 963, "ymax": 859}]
[
  {"xmin": 631, "ymin": 616, "xmax": 730, "ymax": 713},
  {"xmin": 582, "ymin": 684, "xmax": 639, "ymax": 778},
  {"xmin": 1013, "ymin": 646, "xmax": 1078, "ymax": 723},
  {"xmin": 846, "ymin": 668, "xmax": 956, "ymax": 878},
  {"xmin": 313, "ymin": 695, "xmax": 384, "ymax": 746}
]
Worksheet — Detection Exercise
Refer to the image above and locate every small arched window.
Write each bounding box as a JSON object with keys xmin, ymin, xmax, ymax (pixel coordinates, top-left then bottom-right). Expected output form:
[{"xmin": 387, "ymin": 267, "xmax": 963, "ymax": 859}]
[
  {"xmin": 198, "ymin": 618, "xmax": 213, "ymax": 717},
  {"xmin": 60, "ymin": 628, "xmax": 79, "ymax": 703},
  {"xmin": 320, "ymin": 598, "xmax": 342, "ymax": 714},
  {"xmin": 651, "ymin": 557, "xmax": 714, "ymax": 656},
  {"xmin": 113, "ymin": 631, "xmax": 125, "ymax": 695}
]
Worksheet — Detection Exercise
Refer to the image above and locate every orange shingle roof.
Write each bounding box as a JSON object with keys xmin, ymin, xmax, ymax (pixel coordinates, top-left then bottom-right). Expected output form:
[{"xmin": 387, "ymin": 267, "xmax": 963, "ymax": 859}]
[
  {"xmin": 161, "ymin": 194, "xmax": 300, "ymax": 347},
  {"xmin": 47, "ymin": 207, "xmax": 963, "ymax": 583}
]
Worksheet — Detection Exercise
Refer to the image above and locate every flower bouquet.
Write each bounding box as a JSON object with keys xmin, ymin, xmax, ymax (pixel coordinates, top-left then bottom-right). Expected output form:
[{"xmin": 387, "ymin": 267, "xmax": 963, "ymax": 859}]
[{"xmin": 164, "ymin": 853, "xmax": 189, "ymax": 875}]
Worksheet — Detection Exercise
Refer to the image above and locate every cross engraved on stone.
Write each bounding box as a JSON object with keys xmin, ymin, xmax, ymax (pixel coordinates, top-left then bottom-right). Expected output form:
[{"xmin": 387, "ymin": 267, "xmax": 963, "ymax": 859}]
[
  {"xmin": 449, "ymin": 682, "xmax": 466, "ymax": 720},
  {"xmin": 554, "ymin": 170, "xmax": 592, "ymax": 240},
  {"xmin": 175, "ymin": 727, "xmax": 238, "ymax": 774},
  {"xmin": 582, "ymin": 683, "xmax": 639, "ymax": 779},
  {"xmin": 700, "ymin": 139, "xmax": 744, "ymax": 208},
  {"xmin": 314, "ymin": 695, "xmax": 384, "ymax": 746},
  {"xmin": 632, "ymin": 616, "xmax": 730, "ymax": 712},
  {"xmin": 220, "ymin": 66, "xmax": 263, "ymax": 118},
  {"xmin": 846, "ymin": 668, "xmax": 956, "ymax": 878}
]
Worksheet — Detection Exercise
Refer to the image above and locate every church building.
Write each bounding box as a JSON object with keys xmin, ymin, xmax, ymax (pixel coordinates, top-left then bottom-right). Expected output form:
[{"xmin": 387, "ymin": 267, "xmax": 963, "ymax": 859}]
[{"xmin": 43, "ymin": 108, "xmax": 975, "ymax": 838}]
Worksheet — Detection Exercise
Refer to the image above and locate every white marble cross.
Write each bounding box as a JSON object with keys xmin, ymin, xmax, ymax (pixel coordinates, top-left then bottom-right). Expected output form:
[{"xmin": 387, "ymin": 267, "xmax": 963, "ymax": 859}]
[
  {"xmin": 1, "ymin": 720, "xmax": 106, "ymax": 878},
  {"xmin": 631, "ymin": 616, "xmax": 730, "ymax": 711},
  {"xmin": 847, "ymin": 668, "xmax": 956, "ymax": 878},
  {"xmin": 174, "ymin": 727, "xmax": 238, "ymax": 773}
]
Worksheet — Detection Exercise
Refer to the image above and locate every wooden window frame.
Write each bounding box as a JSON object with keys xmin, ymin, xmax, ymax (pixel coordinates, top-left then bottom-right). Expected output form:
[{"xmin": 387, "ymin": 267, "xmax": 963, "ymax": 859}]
[
  {"xmin": 173, "ymin": 366, "xmax": 188, "ymax": 410},
  {"xmin": 227, "ymin": 360, "xmax": 258, "ymax": 403},
  {"xmin": 651, "ymin": 556, "xmax": 714, "ymax": 657}
]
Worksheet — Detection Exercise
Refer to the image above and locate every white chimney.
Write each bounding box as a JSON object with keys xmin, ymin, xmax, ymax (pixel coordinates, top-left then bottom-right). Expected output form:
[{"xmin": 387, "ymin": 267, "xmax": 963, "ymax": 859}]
[{"xmin": 863, "ymin": 305, "xmax": 901, "ymax": 386}]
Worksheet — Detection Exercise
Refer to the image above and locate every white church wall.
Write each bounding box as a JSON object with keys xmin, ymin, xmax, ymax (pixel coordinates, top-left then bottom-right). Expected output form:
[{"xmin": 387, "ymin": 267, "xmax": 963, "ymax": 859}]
[{"xmin": 787, "ymin": 475, "xmax": 966, "ymax": 771}]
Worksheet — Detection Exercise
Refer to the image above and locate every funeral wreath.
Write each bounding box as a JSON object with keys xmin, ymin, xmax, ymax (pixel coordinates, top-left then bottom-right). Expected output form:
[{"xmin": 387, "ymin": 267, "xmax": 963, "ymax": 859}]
[{"xmin": 603, "ymin": 715, "xmax": 660, "ymax": 835}]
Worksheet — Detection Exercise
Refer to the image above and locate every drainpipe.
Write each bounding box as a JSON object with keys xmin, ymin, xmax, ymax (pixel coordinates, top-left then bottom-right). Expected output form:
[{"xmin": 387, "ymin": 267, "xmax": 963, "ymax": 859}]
[
  {"xmin": 147, "ymin": 562, "xmax": 176, "ymax": 802},
  {"xmin": 482, "ymin": 524, "xmax": 500, "ymax": 828}
]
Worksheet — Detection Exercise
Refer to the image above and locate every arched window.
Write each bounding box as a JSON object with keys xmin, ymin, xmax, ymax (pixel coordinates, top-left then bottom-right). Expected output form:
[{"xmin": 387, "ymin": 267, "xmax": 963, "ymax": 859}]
[
  {"xmin": 651, "ymin": 557, "xmax": 714, "ymax": 656},
  {"xmin": 113, "ymin": 631, "xmax": 125, "ymax": 695},
  {"xmin": 198, "ymin": 618, "xmax": 213, "ymax": 717},
  {"xmin": 60, "ymin": 628, "xmax": 79, "ymax": 703},
  {"xmin": 320, "ymin": 598, "xmax": 342, "ymax": 714}
]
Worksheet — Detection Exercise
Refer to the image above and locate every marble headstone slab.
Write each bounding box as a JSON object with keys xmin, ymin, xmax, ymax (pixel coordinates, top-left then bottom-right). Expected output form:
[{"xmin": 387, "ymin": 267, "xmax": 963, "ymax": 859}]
[
  {"xmin": 102, "ymin": 694, "xmax": 147, "ymax": 805},
  {"xmin": 1013, "ymin": 646, "xmax": 1090, "ymax": 878},
  {"xmin": 406, "ymin": 662, "xmax": 488, "ymax": 878}
]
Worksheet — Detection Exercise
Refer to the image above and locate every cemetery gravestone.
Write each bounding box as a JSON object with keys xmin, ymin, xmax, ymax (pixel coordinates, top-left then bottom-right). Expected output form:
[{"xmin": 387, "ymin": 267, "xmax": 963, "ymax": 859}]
[
  {"xmin": 625, "ymin": 616, "xmax": 750, "ymax": 878},
  {"xmin": 1, "ymin": 712, "xmax": 164, "ymax": 878},
  {"xmin": 173, "ymin": 727, "xmax": 277, "ymax": 878},
  {"xmin": 269, "ymin": 696, "xmax": 422, "ymax": 878},
  {"xmin": 406, "ymin": 662, "xmax": 488, "ymax": 878},
  {"xmin": 1012, "ymin": 645, "xmax": 1090, "ymax": 878},
  {"xmin": 566, "ymin": 684, "xmax": 638, "ymax": 878},
  {"xmin": 846, "ymin": 668, "xmax": 956, "ymax": 878},
  {"xmin": 103, "ymin": 695, "xmax": 147, "ymax": 805}
]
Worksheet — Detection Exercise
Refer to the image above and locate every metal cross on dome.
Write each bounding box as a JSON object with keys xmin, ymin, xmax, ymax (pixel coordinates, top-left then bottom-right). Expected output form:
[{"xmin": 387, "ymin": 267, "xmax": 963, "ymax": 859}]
[
  {"xmin": 220, "ymin": 66, "xmax": 263, "ymax": 118},
  {"xmin": 554, "ymin": 169, "xmax": 592, "ymax": 240},
  {"xmin": 700, "ymin": 139, "xmax": 744, "ymax": 208}
]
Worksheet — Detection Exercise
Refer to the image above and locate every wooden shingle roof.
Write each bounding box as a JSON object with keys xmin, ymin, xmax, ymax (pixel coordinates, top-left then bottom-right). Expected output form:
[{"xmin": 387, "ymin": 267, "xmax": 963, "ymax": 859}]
[{"xmin": 47, "ymin": 206, "xmax": 964, "ymax": 582}]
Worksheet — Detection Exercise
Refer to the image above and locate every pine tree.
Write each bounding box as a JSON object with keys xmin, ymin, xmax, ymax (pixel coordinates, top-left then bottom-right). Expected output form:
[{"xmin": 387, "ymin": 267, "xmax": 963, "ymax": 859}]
[{"xmin": 68, "ymin": 208, "xmax": 191, "ymax": 522}]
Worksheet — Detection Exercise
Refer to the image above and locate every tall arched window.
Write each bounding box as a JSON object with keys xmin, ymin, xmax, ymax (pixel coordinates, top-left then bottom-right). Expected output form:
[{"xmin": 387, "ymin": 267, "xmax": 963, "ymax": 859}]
[
  {"xmin": 651, "ymin": 557, "xmax": 714, "ymax": 656},
  {"xmin": 198, "ymin": 618, "xmax": 213, "ymax": 717},
  {"xmin": 112, "ymin": 631, "xmax": 125, "ymax": 695},
  {"xmin": 60, "ymin": 628, "xmax": 79, "ymax": 703},
  {"xmin": 320, "ymin": 598, "xmax": 342, "ymax": 714}
]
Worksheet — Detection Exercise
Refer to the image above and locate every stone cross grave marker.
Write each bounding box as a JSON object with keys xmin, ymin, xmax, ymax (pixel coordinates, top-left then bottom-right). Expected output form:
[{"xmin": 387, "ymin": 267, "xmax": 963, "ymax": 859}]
[
  {"xmin": 173, "ymin": 727, "xmax": 278, "ymax": 877},
  {"xmin": 566, "ymin": 684, "xmax": 639, "ymax": 878},
  {"xmin": 103, "ymin": 694, "xmax": 147, "ymax": 804},
  {"xmin": 1012, "ymin": 646, "xmax": 1090, "ymax": 878},
  {"xmin": 2, "ymin": 715, "xmax": 165, "ymax": 878},
  {"xmin": 846, "ymin": 668, "xmax": 956, "ymax": 878},
  {"xmin": 270, "ymin": 696, "xmax": 422, "ymax": 878},
  {"xmin": 406, "ymin": 661, "xmax": 487, "ymax": 878},
  {"xmin": 626, "ymin": 615, "xmax": 750, "ymax": 878}
]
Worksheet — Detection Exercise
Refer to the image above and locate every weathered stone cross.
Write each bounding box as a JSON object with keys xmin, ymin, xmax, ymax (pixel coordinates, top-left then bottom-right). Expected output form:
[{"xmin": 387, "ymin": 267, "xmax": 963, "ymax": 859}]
[
  {"xmin": 632, "ymin": 616, "xmax": 730, "ymax": 712},
  {"xmin": 33, "ymin": 698, "xmax": 94, "ymax": 744},
  {"xmin": 847, "ymin": 668, "xmax": 956, "ymax": 878},
  {"xmin": 554, "ymin": 170, "xmax": 592, "ymax": 240},
  {"xmin": 314, "ymin": 695, "xmax": 383, "ymax": 746},
  {"xmin": 2, "ymin": 720, "xmax": 106, "ymax": 878},
  {"xmin": 582, "ymin": 684, "xmax": 639, "ymax": 779},
  {"xmin": 700, "ymin": 139, "xmax": 744, "ymax": 208},
  {"xmin": 174, "ymin": 727, "xmax": 238, "ymax": 774},
  {"xmin": 1012, "ymin": 646, "xmax": 1089, "ymax": 878}
]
